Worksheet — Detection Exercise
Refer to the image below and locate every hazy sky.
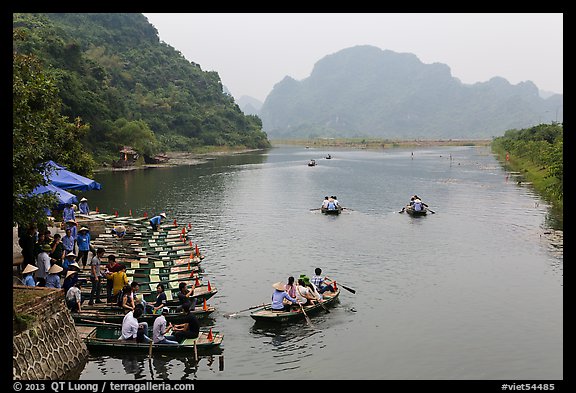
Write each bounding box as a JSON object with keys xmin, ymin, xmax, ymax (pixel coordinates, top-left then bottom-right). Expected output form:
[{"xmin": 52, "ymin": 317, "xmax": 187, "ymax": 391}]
[{"xmin": 144, "ymin": 13, "xmax": 563, "ymax": 102}]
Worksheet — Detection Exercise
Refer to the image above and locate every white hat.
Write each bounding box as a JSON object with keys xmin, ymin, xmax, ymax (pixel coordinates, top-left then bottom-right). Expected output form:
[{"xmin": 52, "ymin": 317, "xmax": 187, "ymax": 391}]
[
  {"xmin": 160, "ymin": 213, "xmax": 167, "ymax": 218},
  {"xmin": 66, "ymin": 252, "xmax": 77, "ymax": 258},
  {"xmin": 22, "ymin": 264, "xmax": 38, "ymax": 274},
  {"xmin": 272, "ymin": 282, "xmax": 286, "ymax": 291},
  {"xmin": 48, "ymin": 264, "xmax": 63, "ymax": 274},
  {"xmin": 80, "ymin": 197, "xmax": 88, "ymax": 202},
  {"xmin": 79, "ymin": 227, "xmax": 89, "ymax": 232},
  {"xmin": 66, "ymin": 270, "xmax": 78, "ymax": 279}
]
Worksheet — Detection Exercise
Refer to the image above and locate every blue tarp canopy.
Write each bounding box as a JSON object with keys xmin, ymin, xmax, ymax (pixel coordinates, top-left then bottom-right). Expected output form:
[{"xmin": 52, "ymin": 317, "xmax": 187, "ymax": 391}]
[
  {"xmin": 44, "ymin": 160, "xmax": 102, "ymax": 191},
  {"xmin": 31, "ymin": 183, "xmax": 79, "ymax": 208}
]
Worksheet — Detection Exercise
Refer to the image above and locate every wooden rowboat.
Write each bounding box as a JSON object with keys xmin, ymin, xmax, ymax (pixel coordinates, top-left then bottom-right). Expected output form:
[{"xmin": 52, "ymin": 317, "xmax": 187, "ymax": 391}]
[
  {"xmin": 73, "ymin": 304, "xmax": 215, "ymax": 325},
  {"xmin": 321, "ymin": 206, "xmax": 342, "ymax": 215},
  {"xmin": 405, "ymin": 205, "xmax": 428, "ymax": 216},
  {"xmin": 76, "ymin": 325, "xmax": 223, "ymax": 353},
  {"xmin": 251, "ymin": 288, "xmax": 340, "ymax": 323}
]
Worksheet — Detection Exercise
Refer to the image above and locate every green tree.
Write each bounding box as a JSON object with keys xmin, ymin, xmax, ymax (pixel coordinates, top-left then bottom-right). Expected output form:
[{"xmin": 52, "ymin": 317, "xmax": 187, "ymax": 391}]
[{"xmin": 13, "ymin": 30, "xmax": 94, "ymax": 228}]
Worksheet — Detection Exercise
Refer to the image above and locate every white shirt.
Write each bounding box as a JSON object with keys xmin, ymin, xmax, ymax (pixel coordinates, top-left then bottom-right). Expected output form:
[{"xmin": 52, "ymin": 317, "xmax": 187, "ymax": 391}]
[
  {"xmin": 121, "ymin": 311, "xmax": 139, "ymax": 340},
  {"xmin": 66, "ymin": 286, "xmax": 81, "ymax": 303},
  {"xmin": 36, "ymin": 251, "xmax": 51, "ymax": 279},
  {"xmin": 295, "ymin": 285, "xmax": 312, "ymax": 303},
  {"xmin": 153, "ymin": 315, "xmax": 167, "ymax": 343}
]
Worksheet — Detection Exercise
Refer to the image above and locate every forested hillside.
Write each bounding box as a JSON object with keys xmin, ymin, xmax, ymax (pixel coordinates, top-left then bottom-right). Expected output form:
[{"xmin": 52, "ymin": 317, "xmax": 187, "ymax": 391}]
[
  {"xmin": 13, "ymin": 13, "xmax": 270, "ymax": 164},
  {"xmin": 260, "ymin": 45, "xmax": 563, "ymax": 140}
]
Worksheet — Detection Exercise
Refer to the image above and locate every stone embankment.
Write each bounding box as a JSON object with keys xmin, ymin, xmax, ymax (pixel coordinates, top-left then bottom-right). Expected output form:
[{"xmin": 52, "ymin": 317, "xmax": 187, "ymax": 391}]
[{"xmin": 13, "ymin": 286, "xmax": 88, "ymax": 380}]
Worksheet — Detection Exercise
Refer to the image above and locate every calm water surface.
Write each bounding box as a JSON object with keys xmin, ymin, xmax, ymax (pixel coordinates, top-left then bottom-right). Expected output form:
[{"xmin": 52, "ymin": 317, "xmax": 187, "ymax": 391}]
[{"xmin": 79, "ymin": 145, "xmax": 563, "ymax": 380}]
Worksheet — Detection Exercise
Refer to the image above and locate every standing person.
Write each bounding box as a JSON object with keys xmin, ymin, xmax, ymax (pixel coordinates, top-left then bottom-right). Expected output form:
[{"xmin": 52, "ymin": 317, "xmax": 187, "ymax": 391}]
[
  {"xmin": 104, "ymin": 255, "xmax": 120, "ymax": 303},
  {"xmin": 63, "ymin": 203, "xmax": 75, "ymax": 222},
  {"xmin": 19, "ymin": 225, "xmax": 37, "ymax": 270},
  {"xmin": 311, "ymin": 268, "xmax": 335, "ymax": 294},
  {"xmin": 33, "ymin": 232, "xmax": 46, "ymax": 260},
  {"xmin": 35, "ymin": 243, "xmax": 52, "ymax": 282},
  {"xmin": 149, "ymin": 213, "xmax": 166, "ymax": 231},
  {"xmin": 49, "ymin": 233, "xmax": 65, "ymax": 267},
  {"xmin": 165, "ymin": 302, "xmax": 200, "ymax": 342},
  {"xmin": 65, "ymin": 281, "xmax": 83, "ymax": 312},
  {"xmin": 62, "ymin": 224, "xmax": 76, "ymax": 256},
  {"xmin": 22, "ymin": 264, "xmax": 38, "ymax": 287},
  {"xmin": 110, "ymin": 264, "xmax": 129, "ymax": 304},
  {"xmin": 88, "ymin": 247, "xmax": 105, "ymax": 305},
  {"xmin": 78, "ymin": 197, "xmax": 90, "ymax": 215},
  {"xmin": 45, "ymin": 264, "xmax": 63, "ymax": 289},
  {"xmin": 75, "ymin": 227, "xmax": 92, "ymax": 268},
  {"xmin": 271, "ymin": 282, "xmax": 297, "ymax": 312},
  {"xmin": 153, "ymin": 307, "xmax": 178, "ymax": 345}
]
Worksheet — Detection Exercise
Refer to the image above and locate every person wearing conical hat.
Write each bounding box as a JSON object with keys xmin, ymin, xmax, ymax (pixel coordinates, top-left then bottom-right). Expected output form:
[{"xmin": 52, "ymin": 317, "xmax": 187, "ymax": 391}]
[
  {"xmin": 111, "ymin": 224, "xmax": 126, "ymax": 238},
  {"xmin": 149, "ymin": 212, "xmax": 167, "ymax": 231},
  {"xmin": 62, "ymin": 268, "xmax": 79, "ymax": 294},
  {"xmin": 63, "ymin": 203, "xmax": 75, "ymax": 222},
  {"xmin": 22, "ymin": 264, "xmax": 38, "ymax": 287},
  {"xmin": 46, "ymin": 264, "xmax": 63, "ymax": 289},
  {"xmin": 75, "ymin": 226, "xmax": 92, "ymax": 268},
  {"xmin": 271, "ymin": 281, "xmax": 297, "ymax": 312},
  {"xmin": 78, "ymin": 197, "xmax": 90, "ymax": 215}
]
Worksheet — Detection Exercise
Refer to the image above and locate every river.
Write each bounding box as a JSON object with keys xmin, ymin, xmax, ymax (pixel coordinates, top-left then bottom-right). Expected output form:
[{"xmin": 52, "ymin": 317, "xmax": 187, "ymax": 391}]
[{"xmin": 78, "ymin": 144, "xmax": 563, "ymax": 381}]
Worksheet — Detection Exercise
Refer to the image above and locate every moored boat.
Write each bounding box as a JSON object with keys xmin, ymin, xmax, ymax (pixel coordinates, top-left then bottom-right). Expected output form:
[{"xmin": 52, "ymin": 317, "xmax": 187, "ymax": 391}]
[
  {"xmin": 73, "ymin": 304, "xmax": 215, "ymax": 325},
  {"xmin": 251, "ymin": 288, "xmax": 340, "ymax": 323},
  {"xmin": 76, "ymin": 325, "xmax": 223, "ymax": 353}
]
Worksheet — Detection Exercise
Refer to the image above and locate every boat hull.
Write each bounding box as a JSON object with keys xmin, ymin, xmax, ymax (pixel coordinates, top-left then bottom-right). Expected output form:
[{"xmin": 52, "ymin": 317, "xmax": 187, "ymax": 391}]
[
  {"xmin": 77, "ymin": 325, "xmax": 222, "ymax": 353},
  {"xmin": 251, "ymin": 289, "xmax": 340, "ymax": 323}
]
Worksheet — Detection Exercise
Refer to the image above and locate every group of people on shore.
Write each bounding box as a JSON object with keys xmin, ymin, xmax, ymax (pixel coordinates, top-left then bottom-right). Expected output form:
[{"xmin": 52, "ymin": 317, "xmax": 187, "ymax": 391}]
[
  {"xmin": 271, "ymin": 268, "xmax": 337, "ymax": 312},
  {"xmin": 17, "ymin": 209, "xmax": 203, "ymax": 346}
]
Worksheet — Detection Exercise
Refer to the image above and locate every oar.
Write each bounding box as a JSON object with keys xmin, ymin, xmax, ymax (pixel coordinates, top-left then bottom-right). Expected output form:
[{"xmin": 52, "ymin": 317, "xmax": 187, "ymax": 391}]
[
  {"xmin": 298, "ymin": 301, "xmax": 314, "ymax": 328},
  {"xmin": 317, "ymin": 298, "xmax": 330, "ymax": 313},
  {"xmin": 398, "ymin": 207, "xmax": 406, "ymax": 213},
  {"xmin": 325, "ymin": 277, "xmax": 356, "ymax": 294},
  {"xmin": 224, "ymin": 303, "xmax": 270, "ymax": 318},
  {"xmin": 426, "ymin": 207, "xmax": 436, "ymax": 214},
  {"xmin": 341, "ymin": 207, "xmax": 354, "ymax": 211},
  {"xmin": 310, "ymin": 208, "xmax": 322, "ymax": 211}
]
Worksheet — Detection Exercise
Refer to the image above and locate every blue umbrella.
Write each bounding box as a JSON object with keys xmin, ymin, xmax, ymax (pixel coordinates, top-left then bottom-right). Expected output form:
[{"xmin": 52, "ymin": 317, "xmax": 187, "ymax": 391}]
[
  {"xmin": 31, "ymin": 183, "xmax": 79, "ymax": 208},
  {"xmin": 44, "ymin": 160, "xmax": 102, "ymax": 191}
]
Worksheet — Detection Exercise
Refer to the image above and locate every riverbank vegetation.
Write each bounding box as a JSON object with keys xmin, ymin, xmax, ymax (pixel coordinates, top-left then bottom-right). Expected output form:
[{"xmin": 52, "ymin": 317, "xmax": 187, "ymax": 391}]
[
  {"xmin": 271, "ymin": 138, "xmax": 491, "ymax": 149},
  {"xmin": 491, "ymin": 123, "xmax": 563, "ymax": 222}
]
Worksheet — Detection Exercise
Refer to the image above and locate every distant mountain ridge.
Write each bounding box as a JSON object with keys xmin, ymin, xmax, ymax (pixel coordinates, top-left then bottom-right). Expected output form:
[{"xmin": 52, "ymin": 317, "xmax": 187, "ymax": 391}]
[
  {"xmin": 236, "ymin": 95, "xmax": 263, "ymax": 116},
  {"xmin": 259, "ymin": 45, "xmax": 563, "ymax": 139}
]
